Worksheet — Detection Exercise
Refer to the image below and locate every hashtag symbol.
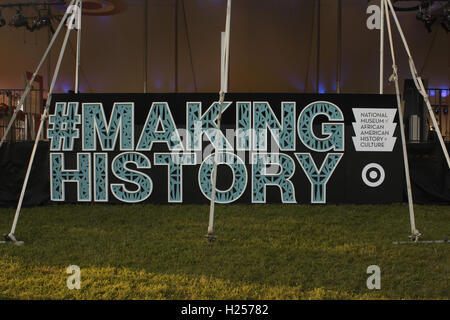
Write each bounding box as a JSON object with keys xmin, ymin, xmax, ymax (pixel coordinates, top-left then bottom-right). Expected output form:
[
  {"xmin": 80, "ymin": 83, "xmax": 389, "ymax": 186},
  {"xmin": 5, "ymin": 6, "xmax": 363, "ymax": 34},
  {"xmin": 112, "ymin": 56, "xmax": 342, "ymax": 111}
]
[{"xmin": 48, "ymin": 102, "xmax": 81, "ymax": 151}]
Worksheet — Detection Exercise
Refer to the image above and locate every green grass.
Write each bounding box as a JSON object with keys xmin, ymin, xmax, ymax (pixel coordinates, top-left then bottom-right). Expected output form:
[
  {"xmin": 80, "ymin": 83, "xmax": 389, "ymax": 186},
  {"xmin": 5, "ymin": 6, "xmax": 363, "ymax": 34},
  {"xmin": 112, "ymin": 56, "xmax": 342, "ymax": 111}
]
[{"xmin": 0, "ymin": 203, "xmax": 449, "ymax": 300}]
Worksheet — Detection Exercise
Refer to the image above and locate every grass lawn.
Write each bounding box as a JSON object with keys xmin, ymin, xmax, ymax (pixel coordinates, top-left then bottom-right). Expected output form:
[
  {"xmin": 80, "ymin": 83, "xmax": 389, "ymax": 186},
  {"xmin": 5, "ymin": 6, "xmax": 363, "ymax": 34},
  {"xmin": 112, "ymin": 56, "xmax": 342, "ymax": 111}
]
[{"xmin": 0, "ymin": 203, "xmax": 449, "ymax": 300}]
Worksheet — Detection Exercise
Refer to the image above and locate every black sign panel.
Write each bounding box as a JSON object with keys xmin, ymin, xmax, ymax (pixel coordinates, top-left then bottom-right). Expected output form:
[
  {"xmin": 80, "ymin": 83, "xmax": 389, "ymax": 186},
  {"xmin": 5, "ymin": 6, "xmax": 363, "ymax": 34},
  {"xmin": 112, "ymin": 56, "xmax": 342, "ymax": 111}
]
[{"xmin": 48, "ymin": 93, "xmax": 402, "ymax": 204}]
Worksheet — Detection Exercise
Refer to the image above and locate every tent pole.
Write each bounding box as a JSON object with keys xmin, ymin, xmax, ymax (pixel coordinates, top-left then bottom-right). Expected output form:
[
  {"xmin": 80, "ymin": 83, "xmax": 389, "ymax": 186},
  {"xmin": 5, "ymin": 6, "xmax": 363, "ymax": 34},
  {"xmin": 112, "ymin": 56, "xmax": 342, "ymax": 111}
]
[
  {"xmin": 206, "ymin": 0, "xmax": 232, "ymax": 242},
  {"xmin": 385, "ymin": 0, "xmax": 450, "ymax": 168},
  {"xmin": 383, "ymin": 0, "xmax": 420, "ymax": 241},
  {"xmin": 2, "ymin": 0, "xmax": 82, "ymax": 245},
  {"xmin": 380, "ymin": 0, "xmax": 384, "ymax": 94}
]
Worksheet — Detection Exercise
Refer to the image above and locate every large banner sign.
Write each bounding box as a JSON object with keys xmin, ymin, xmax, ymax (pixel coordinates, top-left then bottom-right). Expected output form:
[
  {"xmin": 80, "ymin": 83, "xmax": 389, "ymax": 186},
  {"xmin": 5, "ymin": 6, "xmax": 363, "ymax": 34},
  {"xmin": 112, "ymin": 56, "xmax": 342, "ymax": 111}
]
[{"xmin": 48, "ymin": 93, "xmax": 403, "ymax": 204}]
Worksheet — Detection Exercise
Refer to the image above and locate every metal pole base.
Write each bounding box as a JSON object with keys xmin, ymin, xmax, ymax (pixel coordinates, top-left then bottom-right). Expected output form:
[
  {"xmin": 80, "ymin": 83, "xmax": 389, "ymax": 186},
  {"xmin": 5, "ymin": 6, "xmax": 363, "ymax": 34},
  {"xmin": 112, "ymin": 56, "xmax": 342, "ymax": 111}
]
[
  {"xmin": 205, "ymin": 233, "xmax": 217, "ymax": 243},
  {"xmin": 393, "ymin": 238, "xmax": 448, "ymax": 245},
  {"xmin": 408, "ymin": 230, "xmax": 422, "ymax": 242},
  {"xmin": 0, "ymin": 233, "xmax": 24, "ymax": 246}
]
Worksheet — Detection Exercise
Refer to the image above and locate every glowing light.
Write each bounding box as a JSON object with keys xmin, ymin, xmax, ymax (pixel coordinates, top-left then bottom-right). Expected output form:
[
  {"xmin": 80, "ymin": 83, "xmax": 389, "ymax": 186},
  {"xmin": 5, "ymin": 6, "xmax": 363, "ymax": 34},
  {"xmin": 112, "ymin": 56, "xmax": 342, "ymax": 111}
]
[
  {"xmin": 441, "ymin": 90, "xmax": 448, "ymax": 98},
  {"xmin": 318, "ymin": 83, "xmax": 326, "ymax": 94},
  {"xmin": 285, "ymin": 72, "xmax": 304, "ymax": 92},
  {"xmin": 61, "ymin": 84, "xmax": 71, "ymax": 93},
  {"xmin": 153, "ymin": 78, "xmax": 162, "ymax": 89}
]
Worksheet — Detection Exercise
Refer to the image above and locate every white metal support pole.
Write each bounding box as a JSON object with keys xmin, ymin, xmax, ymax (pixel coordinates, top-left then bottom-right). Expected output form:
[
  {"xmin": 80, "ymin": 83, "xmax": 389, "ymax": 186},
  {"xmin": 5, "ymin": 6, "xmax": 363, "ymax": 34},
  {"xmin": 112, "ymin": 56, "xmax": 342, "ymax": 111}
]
[
  {"xmin": 75, "ymin": 0, "xmax": 82, "ymax": 93},
  {"xmin": 4, "ymin": 1, "xmax": 81, "ymax": 244},
  {"xmin": 206, "ymin": 0, "xmax": 231, "ymax": 242},
  {"xmin": 337, "ymin": 0, "xmax": 342, "ymax": 94},
  {"xmin": 143, "ymin": 0, "xmax": 148, "ymax": 93},
  {"xmin": 383, "ymin": 0, "xmax": 420, "ymax": 241},
  {"xmin": 0, "ymin": 0, "xmax": 77, "ymax": 149},
  {"xmin": 385, "ymin": 0, "xmax": 450, "ymax": 169},
  {"xmin": 379, "ymin": 0, "xmax": 384, "ymax": 94},
  {"xmin": 221, "ymin": 32, "xmax": 226, "ymax": 91}
]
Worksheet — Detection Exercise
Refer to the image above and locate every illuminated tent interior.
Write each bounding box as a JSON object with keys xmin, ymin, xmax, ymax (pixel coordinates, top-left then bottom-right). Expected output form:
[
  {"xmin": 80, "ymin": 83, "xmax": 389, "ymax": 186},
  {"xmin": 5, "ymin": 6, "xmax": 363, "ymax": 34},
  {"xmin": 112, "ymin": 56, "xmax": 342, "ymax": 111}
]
[
  {"xmin": 0, "ymin": 0, "xmax": 449, "ymax": 237},
  {"xmin": 0, "ymin": 0, "xmax": 448, "ymax": 95}
]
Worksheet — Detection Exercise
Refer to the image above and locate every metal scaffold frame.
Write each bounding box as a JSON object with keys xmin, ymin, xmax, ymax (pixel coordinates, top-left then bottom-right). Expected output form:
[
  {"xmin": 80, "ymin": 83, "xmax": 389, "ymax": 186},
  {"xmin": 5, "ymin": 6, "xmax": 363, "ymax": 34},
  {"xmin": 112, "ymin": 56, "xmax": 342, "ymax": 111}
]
[
  {"xmin": 381, "ymin": 0, "xmax": 450, "ymax": 243},
  {"xmin": 1, "ymin": 0, "xmax": 83, "ymax": 246}
]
